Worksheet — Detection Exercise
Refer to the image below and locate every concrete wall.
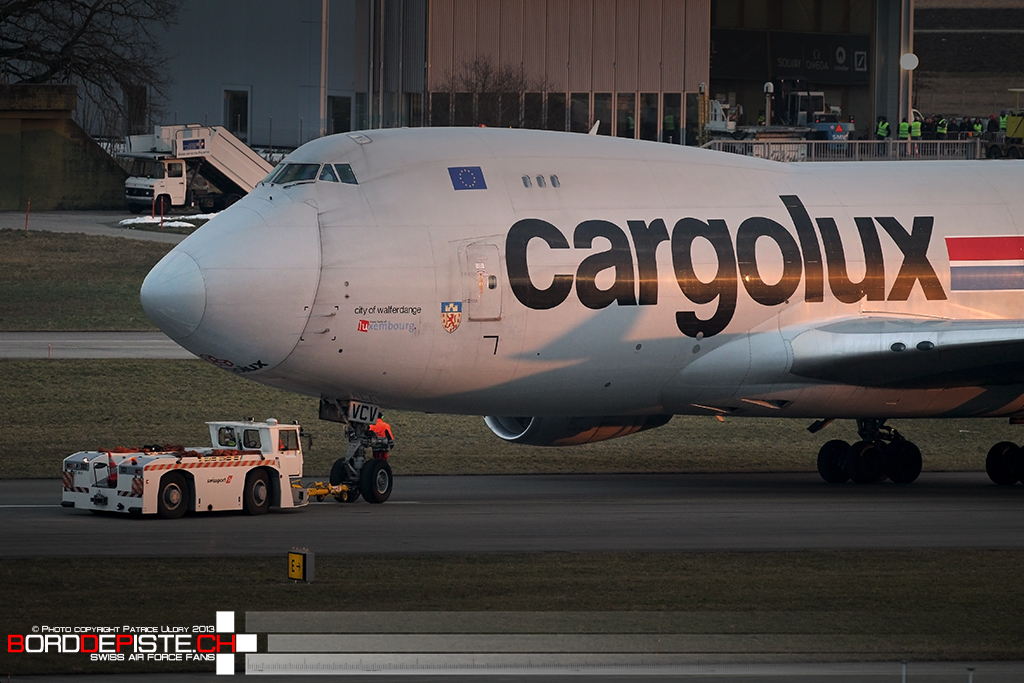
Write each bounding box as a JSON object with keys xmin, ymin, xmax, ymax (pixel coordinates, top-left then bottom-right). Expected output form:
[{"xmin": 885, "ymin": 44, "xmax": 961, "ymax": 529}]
[
  {"xmin": 0, "ymin": 85, "xmax": 127, "ymax": 211},
  {"xmin": 159, "ymin": 0, "xmax": 369, "ymax": 148}
]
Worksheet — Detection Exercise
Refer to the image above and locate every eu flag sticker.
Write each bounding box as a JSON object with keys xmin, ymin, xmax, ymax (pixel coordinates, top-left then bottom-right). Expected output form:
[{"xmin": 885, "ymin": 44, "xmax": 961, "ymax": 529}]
[{"xmin": 448, "ymin": 166, "xmax": 487, "ymax": 190}]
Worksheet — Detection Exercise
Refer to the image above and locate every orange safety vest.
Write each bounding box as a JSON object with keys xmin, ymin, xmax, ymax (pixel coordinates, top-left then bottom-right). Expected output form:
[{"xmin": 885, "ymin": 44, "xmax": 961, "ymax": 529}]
[{"xmin": 369, "ymin": 418, "xmax": 393, "ymax": 441}]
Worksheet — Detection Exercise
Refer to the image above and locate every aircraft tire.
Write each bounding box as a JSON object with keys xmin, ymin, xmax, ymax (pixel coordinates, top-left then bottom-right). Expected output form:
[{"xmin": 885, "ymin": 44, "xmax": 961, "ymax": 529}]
[
  {"xmin": 847, "ymin": 441, "xmax": 886, "ymax": 484},
  {"xmin": 985, "ymin": 441, "xmax": 1023, "ymax": 485},
  {"xmin": 157, "ymin": 472, "xmax": 188, "ymax": 519},
  {"xmin": 329, "ymin": 458, "xmax": 347, "ymax": 487},
  {"xmin": 243, "ymin": 470, "xmax": 270, "ymax": 515},
  {"xmin": 883, "ymin": 440, "xmax": 922, "ymax": 484},
  {"xmin": 816, "ymin": 440, "xmax": 851, "ymax": 483},
  {"xmin": 360, "ymin": 459, "xmax": 392, "ymax": 504}
]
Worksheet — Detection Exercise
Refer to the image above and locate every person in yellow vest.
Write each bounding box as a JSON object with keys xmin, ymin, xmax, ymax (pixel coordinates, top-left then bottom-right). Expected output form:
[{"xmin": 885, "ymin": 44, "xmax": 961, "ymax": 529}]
[
  {"xmin": 973, "ymin": 119, "xmax": 984, "ymax": 137},
  {"xmin": 936, "ymin": 116, "xmax": 948, "ymax": 140},
  {"xmin": 875, "ymin": 116, "xmax": 890, "ymax": 140},
  {"xmin": 910, "ymin": 118, "xmax": 922, "ymax": 140},
  {"xmin": 898, "ymin": 118, "xmax": 910, "ymax": 140},
  {"xmin": 1000, "ymin": 111, "xmax": 1008, "ymax": 132}
]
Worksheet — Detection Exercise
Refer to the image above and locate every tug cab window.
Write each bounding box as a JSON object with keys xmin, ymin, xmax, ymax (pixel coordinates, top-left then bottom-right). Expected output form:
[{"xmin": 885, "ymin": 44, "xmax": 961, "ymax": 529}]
[
  {"xmin": 243, "ymin": 429, "xmax": 262, "ymax": 449},
  {"xmin": 218, "ymin": 427, "xmax": 238, "ymax": 447},
  {"xmin": 278, "ymin": 429, "xmax": 299, "ymax": 452}
]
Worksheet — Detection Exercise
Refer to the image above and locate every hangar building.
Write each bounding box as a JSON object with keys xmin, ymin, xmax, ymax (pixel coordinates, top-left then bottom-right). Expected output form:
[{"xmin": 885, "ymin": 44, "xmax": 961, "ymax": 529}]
[{"xmin": 132, "ymin": 0, "xmax": 996, "ymax": 146}]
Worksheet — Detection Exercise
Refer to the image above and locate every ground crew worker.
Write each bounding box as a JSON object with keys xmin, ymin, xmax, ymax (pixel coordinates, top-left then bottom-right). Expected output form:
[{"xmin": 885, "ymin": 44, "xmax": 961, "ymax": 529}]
[
  {"xmin": 898, "ymin": 118, "xmax": 910, "ymax": 140},
  {"xmin": 875, "ymin": 116, "xmax": 890, "ymax": 140},
  {"xmin": 663, "ymin": 113, "xmax": 677, "ymax": 143},
  {"xmin": 910, "ymin": 118, "xmax": 922, "ymax": 139},
  {"xmin": 1000, "ymin": 111, "xmax": 1008, "ymax": 132},
  {"xmin": 973, "ymin": 119, "xmax": 984, "ymax": 136},
  {"xmin": 368, "ymin": 415, "xmax": 394, "ymax": 459},
  {"xmin": 936, "ymin": 116, "xmax": 948, "ymax": 140}
]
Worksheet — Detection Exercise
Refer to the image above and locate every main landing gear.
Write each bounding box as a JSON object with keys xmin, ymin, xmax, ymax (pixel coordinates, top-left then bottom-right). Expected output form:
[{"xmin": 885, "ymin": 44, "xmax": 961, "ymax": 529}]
[
  {"xmin": 813, "ymin": 419, "xmax": 922, "ymax": 485},
  {"xmin": 813, "ymin": 418, "xmax": 1024, "ymax": 486},
  {"xmin": 985, "ymin": 441, "xmax": 1024, "ymax": 486}
]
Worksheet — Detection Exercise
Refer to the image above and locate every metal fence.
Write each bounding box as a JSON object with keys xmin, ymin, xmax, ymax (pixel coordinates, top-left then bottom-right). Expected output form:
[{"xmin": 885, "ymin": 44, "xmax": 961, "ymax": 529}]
[{"xmin": 702, "ymin": 139, "xmax": 984, "ymax": 162}]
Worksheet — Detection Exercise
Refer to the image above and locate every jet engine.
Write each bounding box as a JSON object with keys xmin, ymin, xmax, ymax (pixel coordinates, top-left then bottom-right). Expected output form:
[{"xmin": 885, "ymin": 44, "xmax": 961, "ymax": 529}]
[{"xmin": 484, "ymin": 415, "xmax": 672, "ymax": 447}]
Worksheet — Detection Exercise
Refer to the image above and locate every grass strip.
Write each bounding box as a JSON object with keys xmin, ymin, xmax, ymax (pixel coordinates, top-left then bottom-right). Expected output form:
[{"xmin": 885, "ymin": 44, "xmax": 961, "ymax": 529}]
[
  {"xmin": 2, "ymin": 359, "xmax": 1009, "ymax": 479},
  {"xmin": 3, "ymin": 550, "xmax": 1022, "ymax": 674},
  {"xmin": 0, "ymin": 229, "xmax": 171, "ymax": 331}
]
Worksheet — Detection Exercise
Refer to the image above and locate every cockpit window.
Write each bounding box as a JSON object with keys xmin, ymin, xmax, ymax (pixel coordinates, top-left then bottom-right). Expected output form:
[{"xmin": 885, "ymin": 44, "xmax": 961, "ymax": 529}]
[
  {"xmin": 261, "ymin": 164, "xmax": 284, "ymax": 185},
  {"xmin": 319, "ymin": 164, "xmax": 339, "ymax": 182},
  {"xmin": 335, "ymin": 164, "xmax": 358, "ymax": 185},
  {"xmin": 272, "ymin": 163, "xmax": 321, "ymax": 185}
]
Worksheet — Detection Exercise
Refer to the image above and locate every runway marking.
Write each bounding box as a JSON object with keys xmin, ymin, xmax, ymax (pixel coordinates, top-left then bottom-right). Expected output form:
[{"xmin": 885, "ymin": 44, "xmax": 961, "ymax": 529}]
[{"xmin": 0, "ymin": 504, "xmax": 60, "ymax": 508}]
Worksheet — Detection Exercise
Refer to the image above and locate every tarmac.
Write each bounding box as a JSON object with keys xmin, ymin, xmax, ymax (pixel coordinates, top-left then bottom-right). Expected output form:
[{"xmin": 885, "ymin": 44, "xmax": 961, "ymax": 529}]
[{"xmin": 0, "ymin": 209, "xmax": 188, "ymax": 244}]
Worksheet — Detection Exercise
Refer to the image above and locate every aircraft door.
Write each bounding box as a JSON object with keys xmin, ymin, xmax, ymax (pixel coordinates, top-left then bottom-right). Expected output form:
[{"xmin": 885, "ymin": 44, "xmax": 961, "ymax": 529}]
[{"xmin": 462, "ymin": 243, "xmax": 502, "ymax": 321}]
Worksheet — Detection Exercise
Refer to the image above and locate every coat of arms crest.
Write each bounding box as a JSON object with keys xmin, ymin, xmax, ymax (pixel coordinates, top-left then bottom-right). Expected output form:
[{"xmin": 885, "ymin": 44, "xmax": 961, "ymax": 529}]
[{"xmin": 441, "ymin": 301, "xmax": 462, "ymax": 333}]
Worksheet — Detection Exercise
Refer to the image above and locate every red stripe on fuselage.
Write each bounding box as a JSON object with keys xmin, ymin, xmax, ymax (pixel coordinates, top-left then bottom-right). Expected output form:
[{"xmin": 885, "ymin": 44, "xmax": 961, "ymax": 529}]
[{"xmin": 946, "ymin": 236, "xmax": 1024, "ymax": 261}]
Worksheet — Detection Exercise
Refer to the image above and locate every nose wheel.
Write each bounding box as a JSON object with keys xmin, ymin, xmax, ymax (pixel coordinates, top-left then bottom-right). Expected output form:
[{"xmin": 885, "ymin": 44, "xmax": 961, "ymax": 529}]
[{"xmin": 325, "ymin": 418, "xmax": 394, "ymax": 503}]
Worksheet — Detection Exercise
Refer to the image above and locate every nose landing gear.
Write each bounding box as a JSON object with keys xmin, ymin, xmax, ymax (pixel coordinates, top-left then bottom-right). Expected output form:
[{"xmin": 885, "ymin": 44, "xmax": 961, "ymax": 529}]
[
  {"xmin": 325, "ymin": 419, "xmax": 393, "ymax": 503},
  {"xmin": 320, "ymin": 399, "xmax": 395, "ymax": 504},
  {"xmin": 813, "ymin": 418, "xmax": 922, "ymax": 485}
]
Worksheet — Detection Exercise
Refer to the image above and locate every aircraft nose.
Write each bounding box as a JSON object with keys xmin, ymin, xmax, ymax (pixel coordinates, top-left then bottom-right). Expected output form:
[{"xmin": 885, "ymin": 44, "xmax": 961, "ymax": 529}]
[
  {"xmin": 140, "ymin": 250, "xmax": 207, "ymax": 339},
  {"xmin": 141, "ymin": 198, "xmax": 322, "ymax": 373}
]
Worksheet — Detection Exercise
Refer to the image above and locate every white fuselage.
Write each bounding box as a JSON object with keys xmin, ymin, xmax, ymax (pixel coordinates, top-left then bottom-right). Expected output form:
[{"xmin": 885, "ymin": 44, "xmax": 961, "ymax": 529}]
[{"xmin": 141, "ymin": 128, "xmax": 1024, "ymax": 422}]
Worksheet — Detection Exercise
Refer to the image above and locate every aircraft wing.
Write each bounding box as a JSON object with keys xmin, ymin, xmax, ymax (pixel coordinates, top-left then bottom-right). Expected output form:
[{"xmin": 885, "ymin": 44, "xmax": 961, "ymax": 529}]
[{"xmin": 788, "ymin": 317, "xmax": 1024, "ymax": 389}]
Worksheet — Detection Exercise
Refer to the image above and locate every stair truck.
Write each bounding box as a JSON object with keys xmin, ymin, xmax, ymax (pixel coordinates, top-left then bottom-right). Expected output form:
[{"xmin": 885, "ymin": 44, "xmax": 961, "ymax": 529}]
[{"xmin": 120, "ymin": 124, "xmax": 273, "ymax": 214}]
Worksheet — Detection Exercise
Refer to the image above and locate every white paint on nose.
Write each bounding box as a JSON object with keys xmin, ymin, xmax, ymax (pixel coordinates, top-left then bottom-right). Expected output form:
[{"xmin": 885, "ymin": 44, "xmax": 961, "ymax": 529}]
[
  {"xmin": 140, "ymin": 250, "xmax": 206, "ymax": 339},
  {"xmin": 140, "ymin": 199, "xmax": 322, "ymax": 374}
]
